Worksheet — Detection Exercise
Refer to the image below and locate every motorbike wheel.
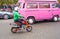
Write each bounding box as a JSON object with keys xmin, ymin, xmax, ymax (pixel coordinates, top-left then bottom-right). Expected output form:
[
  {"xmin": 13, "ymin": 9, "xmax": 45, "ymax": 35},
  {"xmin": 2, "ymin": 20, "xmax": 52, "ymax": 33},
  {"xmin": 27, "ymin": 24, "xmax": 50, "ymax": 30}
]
[
  {"xmin": 26, "ymin": 26, "xmax": 32, "ymax": 32},
  {"xmin": 11, "ymin": 27, "xmax": 19, "ymax": 33}
]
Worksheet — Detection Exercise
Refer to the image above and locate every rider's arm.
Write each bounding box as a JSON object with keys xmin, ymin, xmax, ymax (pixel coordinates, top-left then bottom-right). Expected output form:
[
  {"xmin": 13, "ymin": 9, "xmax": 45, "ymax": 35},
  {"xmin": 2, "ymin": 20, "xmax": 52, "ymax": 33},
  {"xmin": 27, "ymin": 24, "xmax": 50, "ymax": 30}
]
[
  {"xmin": 16, "ymin": 12, "xmax": 24, "ymax": 19},
  {"xmin": 16, "ymin": 12, "xmax": 20, "ymax": 17},
  {"xmin": 19, "ymin": 15, "xmax": 24, "ymax": 18}
]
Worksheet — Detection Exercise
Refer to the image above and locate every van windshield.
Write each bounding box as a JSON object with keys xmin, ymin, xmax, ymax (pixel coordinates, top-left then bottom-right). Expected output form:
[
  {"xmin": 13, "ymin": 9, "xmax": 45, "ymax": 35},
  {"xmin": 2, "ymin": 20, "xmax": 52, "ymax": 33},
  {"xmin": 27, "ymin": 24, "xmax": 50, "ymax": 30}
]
[
  {"xmin": 17, "ymin": 2, "xmax": 22, "ymax": 8},
  {"xmin": 52, "ymin": 3, "xmax": 60, "ymax": 8}
]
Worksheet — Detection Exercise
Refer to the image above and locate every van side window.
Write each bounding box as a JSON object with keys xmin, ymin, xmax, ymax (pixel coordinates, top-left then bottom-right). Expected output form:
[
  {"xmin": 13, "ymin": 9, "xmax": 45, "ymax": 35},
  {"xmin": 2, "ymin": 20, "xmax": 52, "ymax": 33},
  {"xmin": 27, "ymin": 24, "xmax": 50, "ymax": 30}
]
[
  {"xmin": 26, "ymin": 3, "xmax": 38, "ymax": 9},
  {"xmin": 52, "ymin": 3, "xmax": 60, "ymax": 8},
  {"xmin": 39, "ymin": 3, "xmax": 50, "ymax": 8}
]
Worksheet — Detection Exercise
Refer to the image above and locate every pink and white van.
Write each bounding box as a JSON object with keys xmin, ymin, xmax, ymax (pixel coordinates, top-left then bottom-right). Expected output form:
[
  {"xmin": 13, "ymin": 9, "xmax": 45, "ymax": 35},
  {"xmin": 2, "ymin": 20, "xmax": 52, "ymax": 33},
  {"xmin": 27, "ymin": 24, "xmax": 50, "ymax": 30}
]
[{"xmin": 18, "ymin": 0, "xmax": 60, "ymax": 24}]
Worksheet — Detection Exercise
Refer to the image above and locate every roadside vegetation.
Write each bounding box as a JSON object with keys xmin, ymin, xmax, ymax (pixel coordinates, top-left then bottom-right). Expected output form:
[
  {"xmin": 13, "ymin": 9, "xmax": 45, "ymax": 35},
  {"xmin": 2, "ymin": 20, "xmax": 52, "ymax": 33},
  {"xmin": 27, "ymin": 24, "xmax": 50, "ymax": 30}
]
[
  {"xmin": 0, "ymin": 0, "xmax": 60, "ymax": 5},
  {"xmin": 0, "ymin": 0, "xmax": 18, "ymax": 5}
]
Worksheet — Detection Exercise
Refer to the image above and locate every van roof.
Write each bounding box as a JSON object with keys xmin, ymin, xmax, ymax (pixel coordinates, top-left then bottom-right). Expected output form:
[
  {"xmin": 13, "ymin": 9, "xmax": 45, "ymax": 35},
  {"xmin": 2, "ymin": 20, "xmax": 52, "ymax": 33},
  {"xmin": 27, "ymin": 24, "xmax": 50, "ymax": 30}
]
[{"xmin": 18, "ymin": 0, "xmax": 58, "ymax": 3}]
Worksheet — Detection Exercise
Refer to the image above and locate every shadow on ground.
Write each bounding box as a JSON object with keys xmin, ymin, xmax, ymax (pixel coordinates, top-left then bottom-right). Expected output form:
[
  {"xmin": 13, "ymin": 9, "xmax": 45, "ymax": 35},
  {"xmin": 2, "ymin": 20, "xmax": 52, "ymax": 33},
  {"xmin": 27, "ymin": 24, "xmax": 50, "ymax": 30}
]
[
  {"xmin": 35, "ymin": 20, "xmax": 58, "ymax": 24},
  {"xmin": 0, "ymin": 18, "xmax": 12, "ymax": 20}
]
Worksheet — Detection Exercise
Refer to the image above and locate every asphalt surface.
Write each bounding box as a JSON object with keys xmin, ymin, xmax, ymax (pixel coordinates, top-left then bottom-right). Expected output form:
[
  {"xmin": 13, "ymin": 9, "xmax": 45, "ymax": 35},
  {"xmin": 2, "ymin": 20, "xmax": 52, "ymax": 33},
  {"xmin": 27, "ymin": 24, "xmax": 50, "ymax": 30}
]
[{"xmin": 0, "ymin": 19, "xmax": 60, "ymax": 39}]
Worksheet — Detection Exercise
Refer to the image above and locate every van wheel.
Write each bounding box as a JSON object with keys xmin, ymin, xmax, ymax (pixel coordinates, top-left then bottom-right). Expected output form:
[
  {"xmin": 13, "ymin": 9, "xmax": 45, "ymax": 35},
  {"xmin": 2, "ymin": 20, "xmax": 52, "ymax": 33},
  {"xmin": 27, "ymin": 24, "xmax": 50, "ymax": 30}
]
[
  {"xmin": 28, "ymin": 17, "xmax": 35, "ymax": 24},
  {"xmin": 53, "ymin": 16, "xmax": 59, "ymax": 22}
]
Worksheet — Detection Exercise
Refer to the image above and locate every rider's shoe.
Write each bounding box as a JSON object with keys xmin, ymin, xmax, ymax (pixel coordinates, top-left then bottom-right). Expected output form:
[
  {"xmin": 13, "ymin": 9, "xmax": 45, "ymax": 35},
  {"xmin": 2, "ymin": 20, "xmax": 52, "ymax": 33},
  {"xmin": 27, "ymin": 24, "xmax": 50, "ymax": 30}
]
[
  {"xmin": 19, "ymin": 27, "xmax": 23, "ymax": 31},
  {"xmin": 20, "ymin": 28, "xmax": 23, "ymax": 30}
]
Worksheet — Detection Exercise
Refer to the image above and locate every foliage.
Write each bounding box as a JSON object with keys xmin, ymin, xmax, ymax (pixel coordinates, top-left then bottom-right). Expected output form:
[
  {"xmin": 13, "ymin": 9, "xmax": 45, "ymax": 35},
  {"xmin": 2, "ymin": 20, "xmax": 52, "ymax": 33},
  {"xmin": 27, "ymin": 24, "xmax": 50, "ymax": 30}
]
[
  {"xmin": 58, "ymin": 0, "xmax": 60, "ymax": 3},
  {"xmin": 0, "ymin": 0, "xmax": 60, "ymax": 5},
  {"xmin": 0, "ymin": 0, "xmax": 18, "ymax": 5}
]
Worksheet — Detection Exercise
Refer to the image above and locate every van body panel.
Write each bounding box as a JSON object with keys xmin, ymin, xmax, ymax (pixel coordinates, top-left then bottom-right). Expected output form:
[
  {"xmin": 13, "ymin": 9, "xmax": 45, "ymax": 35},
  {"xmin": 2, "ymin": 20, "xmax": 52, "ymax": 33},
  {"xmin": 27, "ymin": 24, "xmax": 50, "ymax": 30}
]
[
  {"xmin": 52, "ymin": 8, "xmax": 60, "ymax": 17},
  {"xmin": 18, "ymin": 0, "xmax": 60, "ymax": 21},
  {"xmin": 18, "ymin": 0, "xmax": 58, "ymax": 3},
  {"xmin": 18, "ymin": 9, "xmax": 40, "ymax": 20}
]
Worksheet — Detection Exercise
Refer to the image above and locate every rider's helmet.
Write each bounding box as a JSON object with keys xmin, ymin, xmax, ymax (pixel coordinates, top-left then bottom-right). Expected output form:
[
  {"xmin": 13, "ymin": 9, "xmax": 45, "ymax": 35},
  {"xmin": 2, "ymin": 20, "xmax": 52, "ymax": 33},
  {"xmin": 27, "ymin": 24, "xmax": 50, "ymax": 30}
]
[{"xmin": 14, "ymin": 6, "xmax": 19, "ymax": 11}]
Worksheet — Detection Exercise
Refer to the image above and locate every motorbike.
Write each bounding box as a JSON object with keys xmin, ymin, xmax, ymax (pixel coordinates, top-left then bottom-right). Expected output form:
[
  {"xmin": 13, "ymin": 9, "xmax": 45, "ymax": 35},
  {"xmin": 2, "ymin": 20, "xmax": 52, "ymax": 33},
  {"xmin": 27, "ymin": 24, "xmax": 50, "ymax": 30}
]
[{"xmin": 10, "ymin": 20, "xmax": 32, "ymax": 33}]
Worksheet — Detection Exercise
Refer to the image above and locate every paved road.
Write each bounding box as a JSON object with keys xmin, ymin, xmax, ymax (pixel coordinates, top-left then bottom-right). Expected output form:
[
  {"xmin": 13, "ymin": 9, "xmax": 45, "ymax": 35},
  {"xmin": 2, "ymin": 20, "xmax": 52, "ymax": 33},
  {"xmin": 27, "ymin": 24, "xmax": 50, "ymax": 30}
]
[{"xmin": 0, "ymin": 19, "xmax": 60, "ymax": 39}]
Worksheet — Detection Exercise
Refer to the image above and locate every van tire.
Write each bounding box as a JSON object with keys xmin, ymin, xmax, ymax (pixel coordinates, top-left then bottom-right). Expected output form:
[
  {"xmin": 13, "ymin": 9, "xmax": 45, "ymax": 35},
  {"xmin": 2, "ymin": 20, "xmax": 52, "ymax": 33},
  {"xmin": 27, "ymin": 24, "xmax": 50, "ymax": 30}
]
[
  {"xmin": 27, "ymin": 17, "xmax": 35, "ymax": 24},
  {"xmin": 52, "ymin": 15, "xmax": 59, "ymax": 22}
]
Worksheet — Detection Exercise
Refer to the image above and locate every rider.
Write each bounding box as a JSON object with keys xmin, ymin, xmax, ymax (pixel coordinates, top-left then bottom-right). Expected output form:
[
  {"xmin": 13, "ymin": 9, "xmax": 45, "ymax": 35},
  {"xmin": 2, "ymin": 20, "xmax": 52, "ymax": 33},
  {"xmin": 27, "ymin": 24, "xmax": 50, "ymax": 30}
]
[{"xmin": 13, "ymin": 7, "xmax": 24, "ymax": 29}]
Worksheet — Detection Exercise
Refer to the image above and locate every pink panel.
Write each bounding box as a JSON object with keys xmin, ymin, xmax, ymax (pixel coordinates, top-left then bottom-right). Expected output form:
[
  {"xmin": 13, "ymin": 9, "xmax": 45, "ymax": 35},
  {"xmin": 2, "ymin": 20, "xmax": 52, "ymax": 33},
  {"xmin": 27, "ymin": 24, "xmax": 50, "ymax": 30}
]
[
  {"xmin": 27, "ymin": 0, "xmax": 57, "ymax": 1},
  {"xmin": 18, "ymin": 0, "xmax": 58, "ymax": 2}
]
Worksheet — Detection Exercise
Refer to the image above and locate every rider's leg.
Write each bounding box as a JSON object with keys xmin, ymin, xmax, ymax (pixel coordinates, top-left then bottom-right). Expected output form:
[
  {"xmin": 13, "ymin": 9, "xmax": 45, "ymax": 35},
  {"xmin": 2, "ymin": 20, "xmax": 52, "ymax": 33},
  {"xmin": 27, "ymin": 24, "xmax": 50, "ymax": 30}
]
[
  {"xmin": 14, "ymin": 20, "xmax": 20, "ymax": 27},
  {"xmin": 18, "ymin": 19, "xmax": 23, "ymax": 28},
  {"xmin": 20, "ymin": 22, "xmax": 22, "ymax": 28},
  {"xmin": 15, "ymin": 22, "xmax": 20, "ymax": 27}
]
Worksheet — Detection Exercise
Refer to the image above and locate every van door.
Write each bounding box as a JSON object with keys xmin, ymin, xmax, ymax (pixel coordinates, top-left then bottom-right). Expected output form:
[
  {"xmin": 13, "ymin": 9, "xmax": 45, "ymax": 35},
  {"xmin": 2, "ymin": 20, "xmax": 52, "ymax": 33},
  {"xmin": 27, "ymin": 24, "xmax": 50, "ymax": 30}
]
[
  {"xmin": 25, "ymin": 3, "xmax": 40, "ymax": 20},
  {"xmin": 38, "ymin": 3, "xmax": 52, "ymax": 20},
  {"xmin": 52, "ymin": 3, "xmax": 60, "ymax": 17}
]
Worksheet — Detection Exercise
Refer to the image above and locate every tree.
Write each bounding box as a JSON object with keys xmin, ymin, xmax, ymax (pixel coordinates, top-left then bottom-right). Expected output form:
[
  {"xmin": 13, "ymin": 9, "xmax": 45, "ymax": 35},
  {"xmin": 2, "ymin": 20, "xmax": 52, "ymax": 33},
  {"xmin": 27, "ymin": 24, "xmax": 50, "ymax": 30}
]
[
  {"xmin": 0, "ymin": 0, "xmax": 18, "ymax": 5},
  {"xmin": 58, "ymin": 0, "xmax": 60, "ymax": 3}
]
